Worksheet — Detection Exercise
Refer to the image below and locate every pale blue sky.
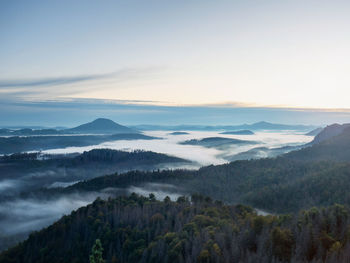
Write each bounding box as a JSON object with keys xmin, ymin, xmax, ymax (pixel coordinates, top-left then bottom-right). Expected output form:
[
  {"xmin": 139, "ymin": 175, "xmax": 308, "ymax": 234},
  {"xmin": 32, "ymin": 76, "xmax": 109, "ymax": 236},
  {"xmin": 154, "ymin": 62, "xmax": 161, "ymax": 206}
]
[{"xmin": 1, "ymin": 0, "xmax": 350, "ymax": 125}]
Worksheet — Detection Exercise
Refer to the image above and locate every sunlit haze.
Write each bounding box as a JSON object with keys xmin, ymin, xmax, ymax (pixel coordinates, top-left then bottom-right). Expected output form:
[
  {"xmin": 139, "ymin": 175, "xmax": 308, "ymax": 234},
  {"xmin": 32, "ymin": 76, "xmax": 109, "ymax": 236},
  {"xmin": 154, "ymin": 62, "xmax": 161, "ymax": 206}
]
[{"xmin": 1, "ymin": 0, "xmax": 350, "ymax": 112}]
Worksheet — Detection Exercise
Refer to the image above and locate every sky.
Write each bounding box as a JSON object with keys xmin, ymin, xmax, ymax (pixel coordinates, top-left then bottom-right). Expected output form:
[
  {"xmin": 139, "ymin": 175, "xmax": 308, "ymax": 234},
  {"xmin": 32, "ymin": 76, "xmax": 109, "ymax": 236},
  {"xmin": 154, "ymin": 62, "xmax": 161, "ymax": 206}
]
[{"xmin": 1, "ymin": 0, "xmax": 350, "ymax": 126}]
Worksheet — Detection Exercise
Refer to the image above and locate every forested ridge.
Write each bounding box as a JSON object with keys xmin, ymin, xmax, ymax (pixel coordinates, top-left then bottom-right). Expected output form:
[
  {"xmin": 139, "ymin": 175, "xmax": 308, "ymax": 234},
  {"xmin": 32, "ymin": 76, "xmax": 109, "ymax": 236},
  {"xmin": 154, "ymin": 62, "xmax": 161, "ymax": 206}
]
[
  {"xmin": 2, "ymin": 194, "xmax": 350, "ymax": 263},
  {"xmin": 51, "ymin": 127, "xmax": 350, "ymax": 213},
  {"xmin": 54, "ymin": 158, "xmax": 350, "ymax": 213},
  {"xmin": 0, "ymin": 149, "xmax": 187, "ymax": 166}
]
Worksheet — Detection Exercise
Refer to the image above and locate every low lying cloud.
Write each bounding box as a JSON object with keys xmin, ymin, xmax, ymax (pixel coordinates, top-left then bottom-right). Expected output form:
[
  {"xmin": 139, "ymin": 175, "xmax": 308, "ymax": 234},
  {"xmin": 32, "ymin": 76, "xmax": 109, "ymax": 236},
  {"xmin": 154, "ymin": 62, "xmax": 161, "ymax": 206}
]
[
  {"xmin": 0, "ymin": 192, "xmax": 107, "ymax": 236},
  {"xmin": 127, "ymin": 183, "xmax": 185, "ymax": 201},
  {"xmin": 0, "ymin": 184, "xmax": 183, "ymax": 250},
  {"xmin": 0, "ymin": 180, "xmax": 20, "ymax": 191}
]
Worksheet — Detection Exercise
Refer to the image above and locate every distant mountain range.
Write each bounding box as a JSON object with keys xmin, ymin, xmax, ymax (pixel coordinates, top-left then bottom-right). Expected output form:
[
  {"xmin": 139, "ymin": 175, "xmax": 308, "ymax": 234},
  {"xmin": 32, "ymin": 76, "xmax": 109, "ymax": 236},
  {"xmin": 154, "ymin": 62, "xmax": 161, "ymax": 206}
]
[
  {"xmin": 131, "ymin": 121, "xmax": 317, "ymax": 131},
  {"xmin": 0, "ymin": 118, "xmax": 138, "ymax": 136},
  {"xmin": 0, "ymin": 119, "xmax": 319, "ymax": 136},
  {"xmin": 0, "ymin": 118, "xmax": 162, "ymax": 154}
]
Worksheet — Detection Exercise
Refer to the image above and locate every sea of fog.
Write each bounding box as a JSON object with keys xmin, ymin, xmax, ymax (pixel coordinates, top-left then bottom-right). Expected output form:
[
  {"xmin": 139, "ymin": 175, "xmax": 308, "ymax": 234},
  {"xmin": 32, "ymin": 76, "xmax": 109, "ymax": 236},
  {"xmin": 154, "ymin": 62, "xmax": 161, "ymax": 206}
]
[
  {"xmin": 42, "ymin": 130, "xmax": 313, "ymax": 167},
  {"xmin": 0, "ymin": 130, "xmax": 313, "ymax": 251}
]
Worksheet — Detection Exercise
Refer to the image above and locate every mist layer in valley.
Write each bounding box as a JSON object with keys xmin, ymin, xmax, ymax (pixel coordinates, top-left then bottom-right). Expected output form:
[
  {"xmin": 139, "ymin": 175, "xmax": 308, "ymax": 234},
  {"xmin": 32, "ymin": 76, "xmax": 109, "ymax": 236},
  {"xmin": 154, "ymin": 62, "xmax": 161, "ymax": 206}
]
[
  {"xmin": 0, "ymin": 182, "xmax": 184, "ymax": 251},
  {"xmin": 0, "ymin": 149, "xmax": 190, "ymax": 251},
  {"xmin": 0, "ymin": 125, "xmax": 314, "ymax": 251},
  {"xmin": 41, "ymin": 130, "xmax": 313, "ymax": 166}
]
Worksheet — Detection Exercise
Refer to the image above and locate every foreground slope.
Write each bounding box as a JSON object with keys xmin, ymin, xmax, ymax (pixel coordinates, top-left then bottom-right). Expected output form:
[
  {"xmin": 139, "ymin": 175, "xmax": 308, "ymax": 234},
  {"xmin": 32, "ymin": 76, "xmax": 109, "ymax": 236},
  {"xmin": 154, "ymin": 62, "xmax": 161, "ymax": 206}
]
[{"xmin": 1, "ymin": 194, "xmax": 350, "ymax": 263}]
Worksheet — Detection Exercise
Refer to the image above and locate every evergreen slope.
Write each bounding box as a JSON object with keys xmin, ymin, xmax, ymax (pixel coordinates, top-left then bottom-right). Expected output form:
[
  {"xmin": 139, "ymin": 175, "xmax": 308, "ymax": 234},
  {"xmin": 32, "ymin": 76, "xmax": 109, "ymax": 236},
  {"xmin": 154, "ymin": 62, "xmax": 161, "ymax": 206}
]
[{"xmin": 2, "ymin": 194, "xmax": 350, "ymax": 263}]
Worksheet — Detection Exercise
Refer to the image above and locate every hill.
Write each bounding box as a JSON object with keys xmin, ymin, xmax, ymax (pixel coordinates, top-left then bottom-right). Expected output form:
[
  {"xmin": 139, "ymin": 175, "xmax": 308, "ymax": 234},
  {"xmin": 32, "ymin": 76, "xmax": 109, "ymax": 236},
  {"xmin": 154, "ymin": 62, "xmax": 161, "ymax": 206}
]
[
  {"xmin": 67, "ymin": 118, "xmax": 137, "ymax": 134},
  {"xmin": 311, "ymin": 123, "xmax": 350, "ymax": 144},
  {"xmin": 285, "ymin": 126, "xmax": 350, "ymax": 162},
  {"xmin": 1, "ymin": 194, "xmax": 350, "ymax": 263},
  {"xmin": 220, "ymin": 130, "xmax": 254, "ymax": 135},
  {"xmin": 180, "ymin": 137, "xmax": 257, "ymax": 148}
]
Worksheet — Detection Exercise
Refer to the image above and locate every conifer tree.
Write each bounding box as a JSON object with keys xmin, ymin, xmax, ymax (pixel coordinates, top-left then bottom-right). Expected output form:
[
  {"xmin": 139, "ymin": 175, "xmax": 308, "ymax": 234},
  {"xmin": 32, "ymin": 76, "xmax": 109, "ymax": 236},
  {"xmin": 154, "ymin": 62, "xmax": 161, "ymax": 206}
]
[{"xmin": 89, "ymin": 239, "xmax": 105, "ymax": 263}]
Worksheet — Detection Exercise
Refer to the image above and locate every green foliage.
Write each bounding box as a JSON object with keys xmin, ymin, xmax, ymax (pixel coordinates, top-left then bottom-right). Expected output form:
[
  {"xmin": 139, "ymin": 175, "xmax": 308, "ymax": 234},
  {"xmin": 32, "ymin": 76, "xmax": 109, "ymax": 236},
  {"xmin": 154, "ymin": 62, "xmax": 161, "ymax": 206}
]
[
  {"xmin": 89, "ymin": 239, "xmax": 105, "ymax": 263},
  {"xmin": 271, "ymin": 227, "xmax": 294, "ymax": 262},
  {"xmin": 2, "ymin": 195, "xmax": 350, "ymax": 263}
]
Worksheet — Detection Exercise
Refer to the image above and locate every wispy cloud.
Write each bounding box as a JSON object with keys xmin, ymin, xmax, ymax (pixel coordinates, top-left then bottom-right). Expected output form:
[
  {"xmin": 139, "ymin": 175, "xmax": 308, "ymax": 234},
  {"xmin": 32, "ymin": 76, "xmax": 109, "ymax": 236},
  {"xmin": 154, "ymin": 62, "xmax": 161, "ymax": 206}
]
[
  {"xmin": 0, "ymin": 73, "xmax": 112, "ymax": 88},
  {"xmin": 0, "ymin": 67, "xmax": 165, "ymax": 89},
  {"xmin": 0, "ymin": 67, "xmax": 165, "ymax": 100}
]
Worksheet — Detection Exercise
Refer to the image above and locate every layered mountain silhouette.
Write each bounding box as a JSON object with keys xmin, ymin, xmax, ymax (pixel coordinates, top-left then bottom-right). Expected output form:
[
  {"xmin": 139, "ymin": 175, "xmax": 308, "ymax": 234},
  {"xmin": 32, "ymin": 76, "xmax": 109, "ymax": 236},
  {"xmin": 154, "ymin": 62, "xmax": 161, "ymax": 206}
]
[
  {"xmin": 132, "ymin": 121, "xmax": 315, "ymax": 131},
  {"xmin": 0, "ymin": 119, "xmax": 153, "ymax": 154},
  {"xmin": 0, "ymin": 119, "xmax": 137, "ymax": 136}
]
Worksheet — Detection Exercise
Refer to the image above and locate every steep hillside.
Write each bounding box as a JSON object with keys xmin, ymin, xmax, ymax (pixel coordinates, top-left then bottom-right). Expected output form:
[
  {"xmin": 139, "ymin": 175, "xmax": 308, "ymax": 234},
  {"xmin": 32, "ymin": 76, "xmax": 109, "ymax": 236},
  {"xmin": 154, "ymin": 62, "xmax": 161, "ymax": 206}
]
[
  {"xmin": 1, "ymin": 194, "xmax": 350, "ymax": 263},
  {"xmin": 311, "ymin": 123, "xmax": 350, "ymax": 144},
  {"xmin": 286, "ymin": 127, "xmax": 350, "ymax": 162}
]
